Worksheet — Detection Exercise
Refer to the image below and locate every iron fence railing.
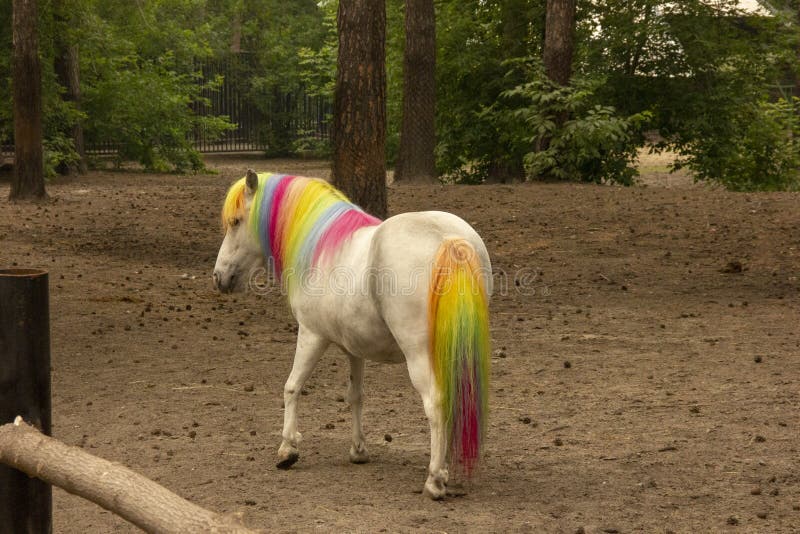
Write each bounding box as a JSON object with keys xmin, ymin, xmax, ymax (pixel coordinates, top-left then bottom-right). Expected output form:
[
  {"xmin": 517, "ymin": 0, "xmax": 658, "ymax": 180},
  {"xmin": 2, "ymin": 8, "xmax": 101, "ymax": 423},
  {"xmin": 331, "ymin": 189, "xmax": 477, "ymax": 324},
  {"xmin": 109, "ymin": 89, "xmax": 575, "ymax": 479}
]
[{"xmin": 1, "ymin": 54, "xmax": 332, "ymax": 158}]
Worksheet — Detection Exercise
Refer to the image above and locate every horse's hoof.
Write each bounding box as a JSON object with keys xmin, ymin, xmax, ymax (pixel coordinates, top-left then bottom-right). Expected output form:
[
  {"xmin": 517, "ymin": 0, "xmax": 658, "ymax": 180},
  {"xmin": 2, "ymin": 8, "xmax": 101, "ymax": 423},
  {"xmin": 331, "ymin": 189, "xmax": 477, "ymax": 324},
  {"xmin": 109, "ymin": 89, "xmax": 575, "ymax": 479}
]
[
  {"xmin": 275, "ymin": 451, "xmax": 300, "ymax": 469},
  {"xmin": 349, "ymin": 444, "xmax": 370, "ymax": 464},
  {"xmin": 423, "ymin": 476, "xmax": 447, "ymax": 500}
]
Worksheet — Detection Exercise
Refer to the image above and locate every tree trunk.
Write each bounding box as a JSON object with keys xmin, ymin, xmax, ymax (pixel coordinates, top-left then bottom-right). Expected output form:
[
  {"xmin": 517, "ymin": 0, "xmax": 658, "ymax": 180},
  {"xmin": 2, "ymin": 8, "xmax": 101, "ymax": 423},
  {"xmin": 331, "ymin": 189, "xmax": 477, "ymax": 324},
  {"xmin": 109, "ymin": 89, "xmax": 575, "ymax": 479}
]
[
  {"xmin": 11, "ymin": 0, "xmax": 45, "ymax": 200},
  {"xmin": 543, "ymin": 0, "xmax": 576, "ymax": 87},
  {"xmin": 485, "ymin": 0, "xmax": 533, "ymax": 184},
  {"xmin": 394, "ymin": 0, "xmax": 436, "ymax": 184},
  {"xmin": 331, "ymin": 0, "xmax": 387, "ymax": 219},
  {"xmin": 0, "ymin": 420, "xmax": 259, "ymax": 534},
  {"xmin": 54, "ymin": 44, "xmax": 88, "ymax": 175}
]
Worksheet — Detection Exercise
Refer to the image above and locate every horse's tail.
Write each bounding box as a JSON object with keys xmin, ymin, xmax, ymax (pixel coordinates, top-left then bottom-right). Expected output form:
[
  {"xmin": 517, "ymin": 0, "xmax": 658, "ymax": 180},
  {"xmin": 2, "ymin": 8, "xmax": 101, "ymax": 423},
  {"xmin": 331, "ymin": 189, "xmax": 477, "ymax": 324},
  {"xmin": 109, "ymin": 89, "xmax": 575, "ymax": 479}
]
[{"xmin": 428, "ymin": 238, "xmax": 490, "ymax": 476}]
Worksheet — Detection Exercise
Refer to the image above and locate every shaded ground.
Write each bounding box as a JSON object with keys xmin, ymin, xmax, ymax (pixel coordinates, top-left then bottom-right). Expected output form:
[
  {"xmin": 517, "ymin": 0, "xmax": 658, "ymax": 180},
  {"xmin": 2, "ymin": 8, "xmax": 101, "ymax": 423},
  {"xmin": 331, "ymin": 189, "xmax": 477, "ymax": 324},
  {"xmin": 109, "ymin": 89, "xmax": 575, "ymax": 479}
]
[{"xmin": 1, "ymin": 156, "xmax": 799, "ymax": 533}]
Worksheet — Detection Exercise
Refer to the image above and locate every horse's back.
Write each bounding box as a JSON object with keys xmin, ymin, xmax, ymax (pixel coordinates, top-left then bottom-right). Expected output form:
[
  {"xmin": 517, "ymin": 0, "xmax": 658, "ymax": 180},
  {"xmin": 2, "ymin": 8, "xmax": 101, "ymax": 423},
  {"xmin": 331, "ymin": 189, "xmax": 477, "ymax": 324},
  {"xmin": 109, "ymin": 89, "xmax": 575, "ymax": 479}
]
[{"xmin": 371, "ymin": 210, "xmax": 491, "ymax": 289}]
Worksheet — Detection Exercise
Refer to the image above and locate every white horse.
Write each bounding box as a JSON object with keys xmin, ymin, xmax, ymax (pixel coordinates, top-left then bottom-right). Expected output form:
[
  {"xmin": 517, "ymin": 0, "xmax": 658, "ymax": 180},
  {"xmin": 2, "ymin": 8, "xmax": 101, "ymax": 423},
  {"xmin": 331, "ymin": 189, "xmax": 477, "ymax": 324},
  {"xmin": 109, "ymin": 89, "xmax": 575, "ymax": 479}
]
[{"xmin": 213, "ymin": 170, "xmax": 491, "ymax": 499}]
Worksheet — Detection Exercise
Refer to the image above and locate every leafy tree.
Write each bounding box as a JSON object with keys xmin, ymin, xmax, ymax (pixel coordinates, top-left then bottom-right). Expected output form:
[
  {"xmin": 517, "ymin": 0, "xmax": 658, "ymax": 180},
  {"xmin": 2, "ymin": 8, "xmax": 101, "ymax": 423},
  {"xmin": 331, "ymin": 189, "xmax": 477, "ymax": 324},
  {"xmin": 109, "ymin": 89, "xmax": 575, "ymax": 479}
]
[
  {"xmin": 77, "ymin": 0, "xmax": 235, "ymax": 171},
  {"xmin": 587, "ymin": 0, "xmax": 798, "ymax": 189},
  {"xmin": 435, "ymin": 0, "xmax": 545, "ymax": 183},
  {"xmin": 434, "ymin": 0, "xmax": 798, "ymax": 189},
  {"xmin": 53, "ymin": 0, "xmax": 87, "ymax": 174},
  {"xmin": 83, "ymin": 58, "xmax": 230, "ymax": 173},
  {"xmin": 1, "ymin": 0, "xmax": 798, "ymax": 188},
  {"xmin": 223, "ymin": 0, "xmax": 329, "ymax": 156}
]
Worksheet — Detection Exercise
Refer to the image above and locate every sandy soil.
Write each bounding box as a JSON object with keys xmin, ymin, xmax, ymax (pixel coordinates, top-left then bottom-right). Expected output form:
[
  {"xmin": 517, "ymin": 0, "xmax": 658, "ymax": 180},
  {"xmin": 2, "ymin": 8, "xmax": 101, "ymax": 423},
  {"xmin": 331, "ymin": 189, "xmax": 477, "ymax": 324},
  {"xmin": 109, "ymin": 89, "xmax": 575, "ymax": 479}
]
[{"xmin": 1, "ymin": 155, "xmax": 799, "ymax": 533}]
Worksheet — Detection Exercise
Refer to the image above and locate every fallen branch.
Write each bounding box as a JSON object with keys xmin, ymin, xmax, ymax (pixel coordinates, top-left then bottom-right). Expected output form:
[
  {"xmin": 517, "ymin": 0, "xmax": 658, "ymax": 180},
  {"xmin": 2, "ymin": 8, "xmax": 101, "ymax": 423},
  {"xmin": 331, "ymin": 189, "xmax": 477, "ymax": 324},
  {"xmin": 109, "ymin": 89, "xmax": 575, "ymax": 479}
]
[{"xmin": 0, "ymin": 417, "xmax": 258, "ymax": 533}]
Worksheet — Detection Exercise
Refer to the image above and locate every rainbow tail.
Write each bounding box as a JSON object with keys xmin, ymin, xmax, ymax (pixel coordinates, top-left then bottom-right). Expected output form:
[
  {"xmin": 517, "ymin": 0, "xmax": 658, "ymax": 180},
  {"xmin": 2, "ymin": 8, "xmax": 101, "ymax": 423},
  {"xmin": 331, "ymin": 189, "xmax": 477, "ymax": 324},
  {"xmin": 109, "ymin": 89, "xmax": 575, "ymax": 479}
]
[{"xmin": 428, "ymin": 238, "xmax": 491, "ymax": 476}]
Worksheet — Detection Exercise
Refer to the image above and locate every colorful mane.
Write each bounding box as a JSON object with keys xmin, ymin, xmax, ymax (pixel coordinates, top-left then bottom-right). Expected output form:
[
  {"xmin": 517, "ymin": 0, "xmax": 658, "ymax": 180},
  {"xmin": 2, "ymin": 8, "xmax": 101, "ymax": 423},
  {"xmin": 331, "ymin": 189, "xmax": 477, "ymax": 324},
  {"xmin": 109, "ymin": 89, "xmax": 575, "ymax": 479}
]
[{"xmin": 222, "ymin": 173, "xmax": 381, "ymax": 288}]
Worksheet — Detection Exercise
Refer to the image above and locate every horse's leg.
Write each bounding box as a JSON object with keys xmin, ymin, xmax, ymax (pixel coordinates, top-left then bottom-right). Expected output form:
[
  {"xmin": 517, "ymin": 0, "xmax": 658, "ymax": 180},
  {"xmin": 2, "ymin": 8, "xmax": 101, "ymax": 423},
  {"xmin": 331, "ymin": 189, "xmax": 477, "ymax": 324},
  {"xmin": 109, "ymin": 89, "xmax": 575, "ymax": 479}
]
[
  {"xmin": 404, "ymin": 347, "xmax": 448, "ymax": 500},
  {"xmin": 346, "ymin": 354, "xmax": 370, "ymax": 464},
  {"xmin": 277, "ymin": 324, "xmax": 329, "ymax": 469}
]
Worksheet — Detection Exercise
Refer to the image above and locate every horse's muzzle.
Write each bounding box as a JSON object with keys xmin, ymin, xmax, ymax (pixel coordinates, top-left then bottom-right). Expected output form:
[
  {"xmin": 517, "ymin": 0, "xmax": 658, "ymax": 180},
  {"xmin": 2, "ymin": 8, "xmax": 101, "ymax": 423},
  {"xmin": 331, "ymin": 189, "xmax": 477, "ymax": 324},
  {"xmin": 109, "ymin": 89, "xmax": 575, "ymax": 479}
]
[{"xmin": 212, "ymin": 270, "xmax": 237, "ymax": 293}]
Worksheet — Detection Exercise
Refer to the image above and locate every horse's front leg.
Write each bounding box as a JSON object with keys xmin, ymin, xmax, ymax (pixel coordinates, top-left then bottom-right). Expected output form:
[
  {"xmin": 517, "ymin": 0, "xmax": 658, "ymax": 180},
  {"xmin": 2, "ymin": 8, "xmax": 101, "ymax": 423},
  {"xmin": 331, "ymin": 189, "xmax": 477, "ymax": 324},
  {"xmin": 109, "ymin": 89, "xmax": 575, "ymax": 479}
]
[
  {"xmin": 347, "ymin": 354, "xmax": 369, "ymax": 464},
  {"xmin": 277, "ymin": 324, "xmax": 329, "ymax": 469}
]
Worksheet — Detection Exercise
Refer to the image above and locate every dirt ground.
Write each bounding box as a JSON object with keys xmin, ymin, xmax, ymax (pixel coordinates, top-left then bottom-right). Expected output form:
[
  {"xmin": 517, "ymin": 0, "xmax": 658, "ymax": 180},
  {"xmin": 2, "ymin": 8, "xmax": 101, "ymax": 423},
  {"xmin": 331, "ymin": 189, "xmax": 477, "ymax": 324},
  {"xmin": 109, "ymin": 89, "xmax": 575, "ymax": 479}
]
[{"xmin": 1, "ymin": 154, "xmax": 799, "ymax": 533}]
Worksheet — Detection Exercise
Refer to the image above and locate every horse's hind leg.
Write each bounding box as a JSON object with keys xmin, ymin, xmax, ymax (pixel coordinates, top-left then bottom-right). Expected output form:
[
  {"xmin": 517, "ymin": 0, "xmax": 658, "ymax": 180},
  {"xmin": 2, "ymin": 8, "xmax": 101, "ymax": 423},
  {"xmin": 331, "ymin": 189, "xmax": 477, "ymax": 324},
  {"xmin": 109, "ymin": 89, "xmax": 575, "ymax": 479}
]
[
  {"xmin": 404, "ymin": 347, "xmax": 448, "ymax": 500},
  {"xmin": 347, "ymin": 354, "xmax": 369, "ymax": 464},
  {"xmin": 277, "ymin": 325, "xmax": 329, "ymax": 469}
]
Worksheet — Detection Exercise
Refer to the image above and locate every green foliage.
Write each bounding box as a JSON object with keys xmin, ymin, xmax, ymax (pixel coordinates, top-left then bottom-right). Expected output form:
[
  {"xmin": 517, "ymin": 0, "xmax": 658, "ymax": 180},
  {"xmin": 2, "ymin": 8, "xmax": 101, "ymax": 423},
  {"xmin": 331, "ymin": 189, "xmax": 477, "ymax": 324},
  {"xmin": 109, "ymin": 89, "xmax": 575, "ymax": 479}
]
[
  {"xmin": 83, "ymin": 57, "xmax": 232, "ymax": 172},
  {"xmin": 41, "ymin": 96, "xmax": 83, "ymax": 177},
  {"xmin": 43, "ymin": 131, "xmax": 80, "ymax": 177},
  {"xmin": 385, "ymin": 0, "xmax": 405, "ymax": 166},
  {"xmin": 502, "ymin": 72, "xmax": 651, "ymax": 185},
  {"xmin": 434, "ymin": 0, "xmax": 539, "ymax": 182},
  {"xmin": 0, "ymin": 0, "xmax": 239, "ymax": 172},
  {"xmin": 587, "ymin": 0, "xmax": 799, "ymax": 190},
  {"xmin": 76, "ymin": 1, "xmax": 236, "ymax": 172},
  {"xmin": 673, "ymin": 97, "xmax": 800, "ymax": 191},
  {"xmin": 1, "ymin": 0, "xmax": 799, "ymax": 188},
  {"xmin": 296, "ymin": 2, "xmax": 337, "ymax": 100},
  {"xmin": 431, "ymin": 0, "xmax": 799, "ymax": 189},
  {"xmin": 228, "ymin": 0, "xmax": 330, "ymax": 158},
  {"xmin": 292, "ymin": 130, "xmax": 333, "ymax": 158}
]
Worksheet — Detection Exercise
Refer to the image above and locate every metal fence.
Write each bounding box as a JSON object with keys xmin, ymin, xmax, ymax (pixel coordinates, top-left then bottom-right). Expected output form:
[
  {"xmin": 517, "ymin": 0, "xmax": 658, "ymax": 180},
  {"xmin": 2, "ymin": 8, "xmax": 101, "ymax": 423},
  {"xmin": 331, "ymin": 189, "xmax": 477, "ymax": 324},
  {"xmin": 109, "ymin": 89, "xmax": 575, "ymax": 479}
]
[
  {"xmin": 193, "ymin": 56, "xmax": 332, "ymax": 153},
  {"xmin": 0, "ymin": 55, "xmax": 331, "ymax": 158},
  {"xmin": 193, "ymin": 55, "xmax": 268, "ymax": 153}
]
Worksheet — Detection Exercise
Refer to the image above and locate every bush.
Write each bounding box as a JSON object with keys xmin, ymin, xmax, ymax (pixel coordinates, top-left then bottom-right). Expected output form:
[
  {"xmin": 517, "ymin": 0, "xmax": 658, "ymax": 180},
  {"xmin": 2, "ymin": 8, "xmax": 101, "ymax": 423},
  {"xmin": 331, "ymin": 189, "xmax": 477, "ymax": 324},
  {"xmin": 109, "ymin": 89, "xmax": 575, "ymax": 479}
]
[
  {"xmin": 444, "ymin": 59, "xmax": 651, "ymax": 185},
  {"xmin": 505, "ymin": 74, "xmax": 651, "ymax": 185},
  {"xmin": 671, "ymin": 97, "xmax": 800, "ymax": 191},
  {"xmin": 292, "ymin": 129, "xmax": 332, "ymax": 158},
  {"xmin": 83, "ymin": 56, "xmax": 232, "ymax": 173}
]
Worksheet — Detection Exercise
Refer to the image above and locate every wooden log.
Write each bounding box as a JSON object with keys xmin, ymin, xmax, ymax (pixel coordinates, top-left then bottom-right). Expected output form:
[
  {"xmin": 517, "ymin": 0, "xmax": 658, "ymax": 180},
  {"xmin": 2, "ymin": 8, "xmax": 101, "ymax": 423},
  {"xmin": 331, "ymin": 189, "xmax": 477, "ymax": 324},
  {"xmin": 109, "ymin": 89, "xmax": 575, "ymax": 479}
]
[
  {"xmin": 0, "ymin": 419, "xmax": 259, "ymax": 534},
  {"xmin": 0, "ymin": 268, "xmax": 51, "ymax": 533}
]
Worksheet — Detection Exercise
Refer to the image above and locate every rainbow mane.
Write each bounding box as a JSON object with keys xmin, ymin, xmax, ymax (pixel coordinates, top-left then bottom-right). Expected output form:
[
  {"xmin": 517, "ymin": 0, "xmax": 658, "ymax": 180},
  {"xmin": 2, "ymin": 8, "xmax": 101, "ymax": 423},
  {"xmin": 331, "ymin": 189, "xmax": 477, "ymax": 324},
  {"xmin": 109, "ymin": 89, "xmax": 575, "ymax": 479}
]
[{"xmin": 222, "ymin": 173, "xmax": 381, "ymax": 290}]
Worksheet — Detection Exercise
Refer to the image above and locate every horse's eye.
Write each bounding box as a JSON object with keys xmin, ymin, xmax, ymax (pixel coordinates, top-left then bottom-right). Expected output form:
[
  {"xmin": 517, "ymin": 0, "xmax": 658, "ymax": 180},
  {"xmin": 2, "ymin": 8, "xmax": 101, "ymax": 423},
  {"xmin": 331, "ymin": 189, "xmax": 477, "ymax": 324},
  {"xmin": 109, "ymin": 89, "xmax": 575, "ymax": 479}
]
[{"xmin": 232, "ymin": 218, "xmax": 240, "ymax": 227}]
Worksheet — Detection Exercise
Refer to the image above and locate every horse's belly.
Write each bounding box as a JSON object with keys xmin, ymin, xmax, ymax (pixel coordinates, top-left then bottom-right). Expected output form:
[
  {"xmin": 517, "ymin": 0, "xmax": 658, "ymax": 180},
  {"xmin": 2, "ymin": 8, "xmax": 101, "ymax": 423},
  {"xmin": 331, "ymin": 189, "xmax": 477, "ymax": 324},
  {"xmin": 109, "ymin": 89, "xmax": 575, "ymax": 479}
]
[
  {"xmin": 331, "ymin": 303, "xmax": 406, "ymax": 363},
  {"xmin": 294, "ymin": 294, "xmax": 406, "ymax": 364},
  {"xmin": 342, "ymin": 332, "xmax": 405, "ymax": 364}
]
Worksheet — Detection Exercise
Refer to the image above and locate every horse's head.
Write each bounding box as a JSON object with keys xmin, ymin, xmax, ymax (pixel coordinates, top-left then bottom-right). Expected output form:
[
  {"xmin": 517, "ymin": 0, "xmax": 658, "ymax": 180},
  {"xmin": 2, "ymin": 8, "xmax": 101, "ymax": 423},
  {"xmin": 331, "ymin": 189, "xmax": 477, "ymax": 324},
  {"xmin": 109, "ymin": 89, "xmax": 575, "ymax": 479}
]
[{"xmin": 213, "ymin": 169, "xmax": 262, "ymax": 293}]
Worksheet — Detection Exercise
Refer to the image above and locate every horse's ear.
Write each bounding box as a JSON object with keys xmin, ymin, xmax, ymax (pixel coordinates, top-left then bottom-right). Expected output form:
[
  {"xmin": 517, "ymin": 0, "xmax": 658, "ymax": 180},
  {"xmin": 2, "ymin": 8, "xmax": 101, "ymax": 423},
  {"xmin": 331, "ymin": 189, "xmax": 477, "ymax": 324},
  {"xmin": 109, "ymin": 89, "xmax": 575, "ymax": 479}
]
[{"xmin": 245, "ymin": 169, "xmax": 258, "ymax": 196}]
